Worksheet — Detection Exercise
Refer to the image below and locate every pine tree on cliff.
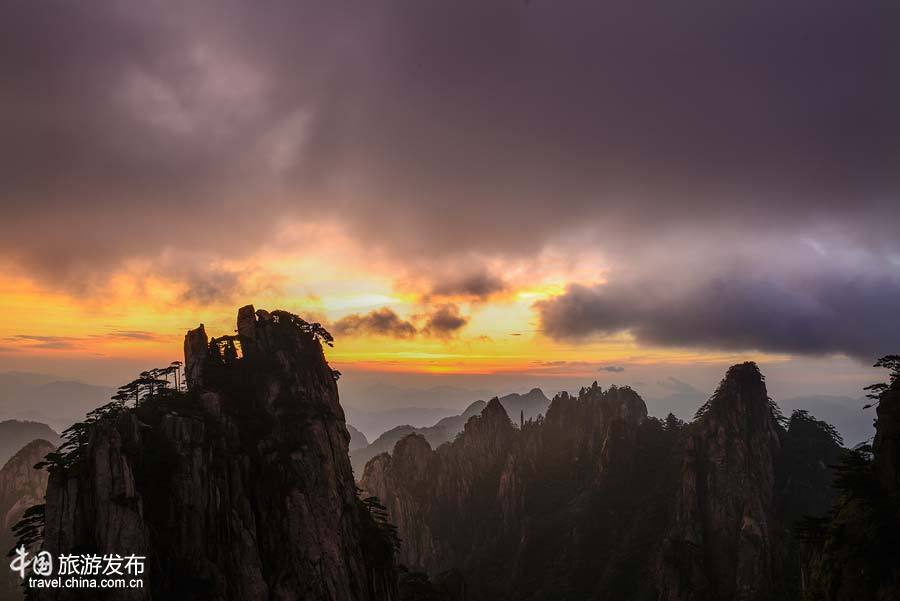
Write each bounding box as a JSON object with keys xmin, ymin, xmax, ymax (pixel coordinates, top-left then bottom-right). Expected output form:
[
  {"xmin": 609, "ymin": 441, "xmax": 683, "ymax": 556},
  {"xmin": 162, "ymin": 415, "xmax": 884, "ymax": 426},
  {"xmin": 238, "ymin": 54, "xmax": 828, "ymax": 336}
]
[{"xmin": 798, "ymin": 354, "xmax": 900, "ymax": 601}]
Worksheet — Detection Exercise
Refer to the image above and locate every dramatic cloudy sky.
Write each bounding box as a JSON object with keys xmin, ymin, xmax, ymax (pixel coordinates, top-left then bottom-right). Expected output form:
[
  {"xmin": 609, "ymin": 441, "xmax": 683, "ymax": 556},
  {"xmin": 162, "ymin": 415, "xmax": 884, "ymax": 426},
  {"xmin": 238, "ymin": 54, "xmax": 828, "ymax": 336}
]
[{"xmin": 1, "ymin": 1, "xmax": 898, "ymax": 421}]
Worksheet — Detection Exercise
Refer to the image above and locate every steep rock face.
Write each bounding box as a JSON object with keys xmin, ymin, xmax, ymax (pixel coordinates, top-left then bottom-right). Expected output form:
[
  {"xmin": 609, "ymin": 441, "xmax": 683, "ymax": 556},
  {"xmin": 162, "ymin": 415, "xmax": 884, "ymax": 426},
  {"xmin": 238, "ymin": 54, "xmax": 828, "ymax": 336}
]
[
  {"xmin": 873, "ymin": 374, "xmax": 900, "ymax": 497},
  {"xmin": 362, "ymin": 434, "xmax": 438, "ymax": 571},
  {"xmin": 362, "ymin": 383, "xmax": 671, "ymax": 600},
  {"xmin": 364, "ymin": 364, "xmax": 841, "ymax": 601},
  {"xmin": 350, "ymin": 389, "xmax": 549, "ymax": 480},
  {"xmin": 495, "ymin": 384, "xmax": 666, "ymax": 601},
  {"xmin": 1, "ymin": 439, "xmax": 55, "ymax": 601},
  {"xmin": 362, "ymin": 398, "xmax": 516, "ymax": 573},
  {"xmin": 34, "ymin": 306, "xmax": 398, "ymax": 601},
  {"xmin": 658, "ymin": 362, "xmax": 783, "ymax": 601},
  {"xmin": 351, "ymin": 401, "xmax": 485, "ymax": 478},
  {"xmin": 800, "ymin": 362, "xmax": 900, "ymax": 601},
  {"xmin": 0, "ymin": 439, "xmax": 54, "ymax": 532}
]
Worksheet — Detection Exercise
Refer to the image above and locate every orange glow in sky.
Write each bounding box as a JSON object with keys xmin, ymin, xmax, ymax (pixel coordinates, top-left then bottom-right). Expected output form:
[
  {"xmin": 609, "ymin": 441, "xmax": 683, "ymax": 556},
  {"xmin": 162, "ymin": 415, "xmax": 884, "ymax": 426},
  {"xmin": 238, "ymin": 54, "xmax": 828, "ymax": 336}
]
[{"xmin": 0, "ymin": 239, "xmax": 789, "ymax": 387}]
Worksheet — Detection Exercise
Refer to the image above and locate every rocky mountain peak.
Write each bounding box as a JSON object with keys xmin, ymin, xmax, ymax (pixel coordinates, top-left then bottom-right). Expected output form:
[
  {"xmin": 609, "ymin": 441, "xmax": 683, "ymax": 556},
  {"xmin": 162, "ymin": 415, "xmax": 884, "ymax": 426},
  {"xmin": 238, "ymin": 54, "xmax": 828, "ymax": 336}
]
[
  {"xmin": 1, "ymin": 438, "xmax": 56, "ymax": 600},
  {"xmin": 32, "ymin": 306, "xmax": 398, "ymax": 601},
  {"xmin": 481, "ymin": 396, "xmax": 510, "ymax": 422},
  {"xmin": 392, "ymin": 434, "xmax": 433, "ymax": 484},
  {"xmin": 357, "ymin": 362, "xmax": 844, "ymax": 600},
  {"xmin": 0, "ymin": 438, "xmax": 54, "ymax": 529},
  {"xmin": 659, "ymin": 361, "xmax": 783, "ymax": 601},
  {"xmin": 705, "ymin": 361, "xmax": 773, "ymax": 424}
]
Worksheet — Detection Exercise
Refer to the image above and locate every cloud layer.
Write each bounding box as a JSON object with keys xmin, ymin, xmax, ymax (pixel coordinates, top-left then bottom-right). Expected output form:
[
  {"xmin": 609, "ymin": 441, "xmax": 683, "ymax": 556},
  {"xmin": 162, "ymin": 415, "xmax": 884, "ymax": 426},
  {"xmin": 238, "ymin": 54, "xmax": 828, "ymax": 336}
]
[
  {"xmin": 536, "ymin": 250, "xmax": 900, "ymax": 360},
  {"xmin": 2, "ymin": 1, "xmax": 898, "ymax": 283},
  {"xmin": 333, "ymin": 308, "xmax": 417, "ymax": 339},
  {"xmin": 1, "ymin": 1, "xmax": 898, "ymax": 361},
  {"xmin": 332, "ymin": 304, "xmax": 469, "ymax": 339}
]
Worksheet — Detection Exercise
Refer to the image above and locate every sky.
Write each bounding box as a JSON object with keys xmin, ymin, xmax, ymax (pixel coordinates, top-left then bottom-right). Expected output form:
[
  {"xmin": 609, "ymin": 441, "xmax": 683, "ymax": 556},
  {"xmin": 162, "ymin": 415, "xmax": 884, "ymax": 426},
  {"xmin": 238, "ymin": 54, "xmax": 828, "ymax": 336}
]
[{"xmin": 1, "ymin": 1, "xmax": 898, "ymax": 420}]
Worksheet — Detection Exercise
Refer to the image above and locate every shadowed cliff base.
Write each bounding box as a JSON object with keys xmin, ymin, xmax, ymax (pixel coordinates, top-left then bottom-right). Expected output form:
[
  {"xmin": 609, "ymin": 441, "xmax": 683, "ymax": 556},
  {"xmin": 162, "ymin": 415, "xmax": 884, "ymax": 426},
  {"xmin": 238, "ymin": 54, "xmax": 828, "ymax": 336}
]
[{"xmin": 798, "ymin": 356, "xmax": 900, "ymax": 601}]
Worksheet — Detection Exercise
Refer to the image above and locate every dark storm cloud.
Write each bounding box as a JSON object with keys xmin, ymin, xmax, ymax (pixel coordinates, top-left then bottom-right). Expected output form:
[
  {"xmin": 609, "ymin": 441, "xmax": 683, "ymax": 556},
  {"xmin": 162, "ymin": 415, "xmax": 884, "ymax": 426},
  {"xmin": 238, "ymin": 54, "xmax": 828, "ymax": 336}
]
[
  {"xmin": 2, "ymin": 0, "xmax": 898, "ymax": 283},
  {"xmin": 422, "ymin": 304, "xmax": 469, "ymax": 338},
  {"xmin": 178, "ymin": 269, "xmax": 251, "ymax": 305},
  {"xmin": 429, "ymin": 270, "xmax": 508, "ymax": 300},
  {"xmin": 2, "ymin": 1, "xmax": 899, "ymax": 359},
  {"xmin": 333, "ymin": 308, "xmax": 418, "ymax": 339},
  {"xmin": 331, "ymin": 304, "xmax": 469, "ymax": 339},
  {"xmin": 177, "ymin": 267, "xmax": 281, "ymax": 306},
  {"xmin": 536, "ymin": 257, "xmax": 900, "ymax": 361}
]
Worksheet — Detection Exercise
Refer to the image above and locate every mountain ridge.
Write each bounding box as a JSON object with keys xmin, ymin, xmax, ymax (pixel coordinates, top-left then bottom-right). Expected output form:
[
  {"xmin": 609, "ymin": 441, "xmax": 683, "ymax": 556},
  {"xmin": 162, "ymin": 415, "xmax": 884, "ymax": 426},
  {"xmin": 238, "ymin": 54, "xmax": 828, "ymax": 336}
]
[
  {"xmin": 28, "ymin": 306, "xmax": 403, "ymax": 601},
  {"xmin": 362, "ymin": 364, "xmax": 846, "ymax": 600},
  {"xmin": 350, "ymin": 388, "xmax": 549, "ymax": 477}
]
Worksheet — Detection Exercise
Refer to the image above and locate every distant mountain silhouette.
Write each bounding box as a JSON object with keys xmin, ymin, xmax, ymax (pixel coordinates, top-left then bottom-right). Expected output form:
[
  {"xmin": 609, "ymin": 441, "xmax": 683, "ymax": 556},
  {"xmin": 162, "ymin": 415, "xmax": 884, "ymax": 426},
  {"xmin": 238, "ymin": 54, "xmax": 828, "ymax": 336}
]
[
  {"xmin": 350, "ymin": 389, "xmax": 549, "ymax": 477},
  {"xmin": 0, "ymin": 372, "xmax": 114, "ymax": 432},
  {"xmin": 0, "ymin": 421, "xmax": 60, "ymax": 466},
  {"xmin": 344, "ymin": 405, "xmax": 458, "ymax": 442},
  {"xmin": 346, "ymin": 424, "xmax": 370, "ymax": 451},
  {"xmin": 780, "ymin": 394, "xmax": 872, "ymax": 446}
]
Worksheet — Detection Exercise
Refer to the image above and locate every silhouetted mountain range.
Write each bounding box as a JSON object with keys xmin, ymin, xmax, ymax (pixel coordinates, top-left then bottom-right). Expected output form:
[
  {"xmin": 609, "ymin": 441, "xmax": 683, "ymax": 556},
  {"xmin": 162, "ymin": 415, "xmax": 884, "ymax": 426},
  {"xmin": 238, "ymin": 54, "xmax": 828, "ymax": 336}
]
[
  {"xmin": 347, "ymin": 424, "xmax": 370, "ymax": 451},
  {"xmin": 0, "ymin": 421, "xmax": 60, "ymax": 467},
  {"xmin": 344, "ymin": 405, "xmax": 459, "ymax": 442},
  {"xmin": 0, "ymin": 373, "xmax": 114, "ymax": 433},
  {"xmin": 350, "ymin": 389, "xmax": 549, "ymax": 477},
  {"xmin": 362, "ymin": 364, "xmax": 852, "ymax": 600},
  {"xmin": 9, "ymin": 309, "xmax": 895, "ymax": 601}
]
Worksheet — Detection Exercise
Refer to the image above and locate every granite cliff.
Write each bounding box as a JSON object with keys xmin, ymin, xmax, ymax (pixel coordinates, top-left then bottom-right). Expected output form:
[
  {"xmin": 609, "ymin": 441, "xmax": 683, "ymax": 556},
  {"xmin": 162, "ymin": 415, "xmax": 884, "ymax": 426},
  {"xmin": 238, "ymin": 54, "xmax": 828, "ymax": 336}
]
[
  {"xmin": 1, "ymin": 439, "xmax": 55, "ymax": 601},
  {"xmin": 350, "ymin": 389, "xmax": 549, "ymax": 479},
  {"xmin": 363, "ymin": 364, "xmax": 844, "ymax": 601},
  {"xmin": 362, "ymin": 382, "xmax": 673, "ymax": 599},
  {"xmin": 799, "ymin": 356, "xmax": 900, "ymax": 601},
  {"xmin": 657, "ymin": 362, "xmax": 784, "ymax": 601},
  {"xmin": 28, "ymin": 306, "xmax": 400, "ymax": 601}
]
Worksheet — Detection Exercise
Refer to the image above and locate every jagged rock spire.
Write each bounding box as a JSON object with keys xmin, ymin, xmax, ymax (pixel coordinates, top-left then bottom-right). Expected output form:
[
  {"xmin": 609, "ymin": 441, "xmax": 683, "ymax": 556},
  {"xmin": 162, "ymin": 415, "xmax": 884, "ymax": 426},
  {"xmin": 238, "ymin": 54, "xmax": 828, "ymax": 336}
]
[{"xmin": 659, "ymin": 361, "xmax": 782, "ymax": 601}]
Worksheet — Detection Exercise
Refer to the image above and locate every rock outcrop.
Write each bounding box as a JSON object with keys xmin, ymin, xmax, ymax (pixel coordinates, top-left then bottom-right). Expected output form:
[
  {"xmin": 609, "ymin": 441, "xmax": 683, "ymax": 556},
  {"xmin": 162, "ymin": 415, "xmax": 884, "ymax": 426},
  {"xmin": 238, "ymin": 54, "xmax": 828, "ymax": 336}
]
[
  {"xmin": 362, "ymin": 382, "xmax": 676, "ymax": 599},
  {"xmin": 800, "ymin": 358, "xmax": 900, "ymax": 601},
  {"xmin": 32, "ymin": 306, "xmax": 399, "ymax": 601},
  {"xmin": 350, "ymin": 389, "xmax": 549, "ymax": 479},
  {"xmin": 657, "ymin": 362, "xmax": 783, "ymax": 601},
  {"xmin": 0, "ymin": 439, "xmax": 54, "ymax": 533},
  {"xmin": 1, "ymin": 439, "xmax": 55, "ymax": 601},
  {"xmin": 362, "ymin": 397, "xmax": 517, "ymax": 574},
  {"xmin": 364, "ymin": 365, "xmax": 845, "ymax": 601}
]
